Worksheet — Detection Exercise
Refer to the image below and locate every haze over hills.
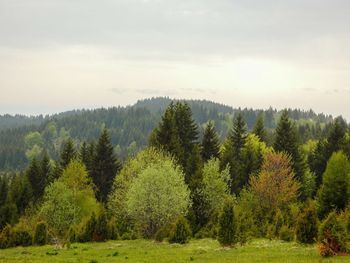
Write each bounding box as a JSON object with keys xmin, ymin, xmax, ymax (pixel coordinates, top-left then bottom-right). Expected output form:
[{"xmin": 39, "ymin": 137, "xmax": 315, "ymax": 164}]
[{"xmin": 0, "ymin": 97, "xmax": 338, "ymax": 171}]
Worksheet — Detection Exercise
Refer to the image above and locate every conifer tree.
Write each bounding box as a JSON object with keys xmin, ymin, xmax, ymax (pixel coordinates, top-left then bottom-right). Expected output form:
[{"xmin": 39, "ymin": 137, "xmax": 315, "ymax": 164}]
[
  {"xmin": 252, "ymin": 113, "xmax": 267, "ymax": 142},
  {"xmin": 8, "ymin": 174, "xmax": 33, "ymax": 215},
  {"xmin": 0, "ymin": 177, "xmax": 8, "ymax": 207},
  {"xmin": 218, "ymin": 198, "xmax": 237, "ymax": 246},
  {"xmin": 201, "ymin": 121, "xmax": 220, "ymax": 162},
  {"xmin": 309, "ymin": 117, "xmax": 347, "ymax": 188},
  {"xmin": 60, "ymin": 139, "xmax": 76, "ymax": 168},
  {"xmin": 91, "ymin": 129, "xmax": 121, "ymax": 202},
  {"xmin": 150, "ymin": 102, "xmax": 199, "ymax": 183},
  {"xmin": 273, "ymin": 110, "xmax": 304, "ymax": 181},
  {"xmin": 39, "ymin": 151, "xmax": 51, "ymax": 190},
  {"xmin": 26, "ymin": 157, "xmax": 43, "ymax": 200},
  {"xmin": 221, "ymin": 113, "xmax": 248, "ymax": 193}
]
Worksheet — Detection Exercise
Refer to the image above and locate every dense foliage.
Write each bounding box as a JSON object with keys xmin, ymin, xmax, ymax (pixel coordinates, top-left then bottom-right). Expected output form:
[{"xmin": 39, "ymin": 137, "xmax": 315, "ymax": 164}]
[{"xmin": 1, "ymin": 98, "xmax": 350, "ymax": 258}]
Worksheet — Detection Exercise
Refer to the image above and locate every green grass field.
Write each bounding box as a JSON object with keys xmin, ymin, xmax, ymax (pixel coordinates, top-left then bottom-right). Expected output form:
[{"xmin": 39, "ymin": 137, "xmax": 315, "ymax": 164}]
[{"xmin": 0, "ymin": 239, "xmax": 348, "ymax": 263}]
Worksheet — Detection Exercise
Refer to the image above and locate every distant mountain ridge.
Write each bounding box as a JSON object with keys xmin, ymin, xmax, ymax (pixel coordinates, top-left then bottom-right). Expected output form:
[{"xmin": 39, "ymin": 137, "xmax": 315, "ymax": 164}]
[{"xmin": 0, "ymin": 97, "xmax": 336, "ymax": 171}]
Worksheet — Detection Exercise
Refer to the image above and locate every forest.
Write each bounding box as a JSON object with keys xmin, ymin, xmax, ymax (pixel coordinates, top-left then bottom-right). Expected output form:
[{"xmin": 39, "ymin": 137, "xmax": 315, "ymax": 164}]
[{"xmin": 0, "ymin": 97, "xmax": 350, "ymax": 259}]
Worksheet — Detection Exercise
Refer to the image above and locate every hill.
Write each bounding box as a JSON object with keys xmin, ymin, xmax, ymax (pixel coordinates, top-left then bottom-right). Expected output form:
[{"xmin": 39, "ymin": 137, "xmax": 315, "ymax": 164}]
[{"xmin": 0, "ymin": 97, "xmax": 335, "ymax": 171}]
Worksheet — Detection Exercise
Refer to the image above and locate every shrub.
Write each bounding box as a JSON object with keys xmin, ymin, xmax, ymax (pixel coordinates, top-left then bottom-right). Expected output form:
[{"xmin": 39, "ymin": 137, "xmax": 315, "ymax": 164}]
[
  {"xmin": 155, "ymin": 224, "xmax": 171, "ymax": 242},
  {"xmin": 279, "ymin": 225, "xmax": 294, "ymax": 241},
  {"xmin": 273, "ymin": 209, "xmax": 284, "ymax": 238},
  {"xmin": 11, "ymin": 229, "xmax": 32, "ymax": 247},
  {"xmin": 33, "ymin": 222, "xmax": 48, "ymax": 246},
  {"xmin": 94, "ymin": 212, "xmax": 109, "ymax": 242},
  {"xmin": 296, "ymin": 201, "xmax": 318, "ymax": 244},
  {"xmin": 218, "ymin": 198, "xmax": 237, "ymax": 246},
  {"xmin": 169, "ymin": 216, "xmax": 192, "ymax": 244},
  {"xmin": 0, "ymin": 225, "xmax": 12, "ymax": 249},
  {"xmin": 317, "ymin": 211, "xmax": 348, "ymax": 257}
]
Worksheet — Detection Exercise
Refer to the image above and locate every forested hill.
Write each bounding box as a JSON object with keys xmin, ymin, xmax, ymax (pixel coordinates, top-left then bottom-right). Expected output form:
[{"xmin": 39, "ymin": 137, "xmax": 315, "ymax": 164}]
[{"xmin": 0, "ymin": 97, "xmax": 335, "ymax": 171}]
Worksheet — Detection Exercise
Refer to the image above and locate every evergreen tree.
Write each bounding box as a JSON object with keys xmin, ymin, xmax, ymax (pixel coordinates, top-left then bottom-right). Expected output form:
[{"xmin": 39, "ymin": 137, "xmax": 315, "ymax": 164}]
[
  {"xmin": 39, "ymin": 151, "xmax": 51, "ymax": 190},
  {"xmin": 309, "ymin": 117, "xmax": 347, "ymax": 188},
  {"xmin": 26, "ymin": 157, "xmax": 43, "ymax": 200},
  {"xmin": 317, "ymin": 151, "xmax": 350, "ymax": 218},
  {"xmin": 8, "ymin": 174, "xmax": 33, "ymax": 215},
  {"xmin": 201, "ymin": 121, "xmax": 220, "ymax": 162},
  {"xmin": 60, "ymin": 139, "xmax": 76, "ymax": 168},
  {"xmin": 91, "ymin": 129, "xmax": 121, "ymax": 202},
  {"xmin": 295, "ymin": 201, "xmax": 318, "ymax": 244},
  {"xmin": 221, "ymin": 113, "xmax": 248, "ymax": 193},
  {"xmin": 273, "ymin": 110, "xmax": 304, "ymax": 181},
  {"xmin": 150, "ymin": 102, "xmax": 200, "ymax": 183},
  {"xmin": 218, "ymin": 198, "xmax": 237, "ymax": 246},
  {"xmin": 0, "ymin": 176, "xmax": 8, "ymax": 207},
  {"xmin": 252, "ymin": 113, "xmax": 267, "ymax": 142}
]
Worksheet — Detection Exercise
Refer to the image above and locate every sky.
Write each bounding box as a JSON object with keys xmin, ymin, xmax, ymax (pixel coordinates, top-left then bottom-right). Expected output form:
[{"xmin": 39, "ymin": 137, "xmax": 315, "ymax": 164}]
[{"xmin": 1, "ymin": 0, "xmax": 350, "ymax": 119}]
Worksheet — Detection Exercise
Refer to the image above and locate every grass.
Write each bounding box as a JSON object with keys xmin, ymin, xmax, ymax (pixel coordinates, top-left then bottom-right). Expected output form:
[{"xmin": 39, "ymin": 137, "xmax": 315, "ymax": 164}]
[{"xmin": 0, "ymin": 238, "xmax": 348, "ymax": 263}]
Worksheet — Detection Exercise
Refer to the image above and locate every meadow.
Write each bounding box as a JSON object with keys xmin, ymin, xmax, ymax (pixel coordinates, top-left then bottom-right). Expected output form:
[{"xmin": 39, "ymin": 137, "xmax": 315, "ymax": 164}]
[{"xmin": 0, "ymin": 239, "xmax": 348, "ymax": 263}]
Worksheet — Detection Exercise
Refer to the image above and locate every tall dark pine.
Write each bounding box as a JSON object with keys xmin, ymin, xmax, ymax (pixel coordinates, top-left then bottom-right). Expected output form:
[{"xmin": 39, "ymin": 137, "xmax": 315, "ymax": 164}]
[
  {"xmin": 151, "ymin": 102, "xmax": 200, "ymax": 183},
  {"xmin": 26, "ymin": 157, "xmax": 43, "ymax": 201},
  {"xmin": 309, "ymin": 117, "xmax": 347, "ymax": 188},
  {"xmin": 221, "ymin": 113, "xmax": 248, "ymax": 194},
  {"xmin": 60, "ymin": 139, "xmax": 76, "ymax": 168},
  {"xmin": 201, "ymin": 121, "xmax": 220, "ymax": 162},
  {"xmin": 91, "ymin": 129, "xmax": 121, "ymax": 202},
  {"xmin": 273, "ymin": 110, "xmax": 304, "ymax": 181},
  {"xmin": 39, "ymin": 152, "xmax": 51, "ymax": 192},
  {"xmin": 0, "ymin": 176, "xmax": 8, "ymax": 207},
  {"xmin": 252, "ymin": 114, "xmax": 267, "ymax": 142}
]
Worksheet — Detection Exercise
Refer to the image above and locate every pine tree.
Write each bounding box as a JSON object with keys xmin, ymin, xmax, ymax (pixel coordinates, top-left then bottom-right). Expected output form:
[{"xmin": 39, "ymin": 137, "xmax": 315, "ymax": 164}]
[
  {"xmin": 26, "ymin": 157, "xmax": 43, "ymax": 200},
  {"xmin": 8, "ymin": 174, "xmax": 33, "ymax": 215},
  {"xmin": 218, "ymin": 198, "xmax": 237, "ymax": 246},
  {"xmin": 150, "ymin": 102, "xmax": 200, "ymax": 183},
  {"xmin": 221, "ymin": 113, "xmax": 248, "ymax": 193},
  {"xmin": 60, "ymin": 139, "xmax": 76, "ymax": 168},
  {"xmin": 0, "ymin": 177, "xmax": 8, "ymax": 207},
  {"xmin": 309, "ymin": 117, "xmax": 347, "ymax": 188},
  {"xmin": 201, "ymin": 121, "xmax": 220, "ymax": 162},
  {"xmin": 252, "ymin": 113, "xmax": 267, "ymax": 142},
  {"xmin": 273, "ymin": 110, "xmax": 304, "ymax": 181},
  {"xmin": 317, "ymin": 151, "xmax": 350, "ymax": 218},
  {"xmin": 39, "ymin": 151, "xmax": 51, "ymax": 190},
  {"xmin": 91, "ymin": 129, "xmax": 121, "ymax": 202}
]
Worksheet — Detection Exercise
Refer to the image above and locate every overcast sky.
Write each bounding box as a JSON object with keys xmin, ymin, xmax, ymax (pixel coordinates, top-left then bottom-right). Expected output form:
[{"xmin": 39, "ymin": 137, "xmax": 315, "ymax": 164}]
[{"xmin": 1, "ymin": 0, "xmax": 350, "ymax": 119}]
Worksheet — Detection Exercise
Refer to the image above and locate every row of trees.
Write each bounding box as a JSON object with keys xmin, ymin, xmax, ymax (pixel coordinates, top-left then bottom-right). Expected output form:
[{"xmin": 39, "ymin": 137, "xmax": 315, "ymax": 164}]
[{"xmin": 1, "ymin": 101, "xmax": 350, "ymax": 257}]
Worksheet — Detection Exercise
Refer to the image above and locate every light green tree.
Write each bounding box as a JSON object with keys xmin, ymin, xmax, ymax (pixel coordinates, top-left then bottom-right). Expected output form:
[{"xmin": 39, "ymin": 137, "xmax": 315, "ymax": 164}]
[
  {"xmin": 40, "ymin": 160, "xmax": 99, "ymax": 238},
  {"xmin": 126, "ymin": 160, "xmax": 191, "ymax": 237},
  {"xmin": 200, "ymin": 158, "xmax": 230, "ymax": 216}
]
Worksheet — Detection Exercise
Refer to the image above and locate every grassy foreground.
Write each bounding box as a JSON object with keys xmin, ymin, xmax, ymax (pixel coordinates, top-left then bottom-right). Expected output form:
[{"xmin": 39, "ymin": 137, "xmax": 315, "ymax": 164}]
[{"xmin": 0, "ymin": 238, "xmax": 348, "ymax": 263}]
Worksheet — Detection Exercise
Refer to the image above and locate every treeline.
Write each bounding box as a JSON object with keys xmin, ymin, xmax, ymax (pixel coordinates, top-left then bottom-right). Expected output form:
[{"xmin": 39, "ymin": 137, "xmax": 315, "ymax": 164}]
[
  {"xmin": 0, "ymin": 97, "xmax": 335, "ymax": 171},
  {"xmin": 1, "ymin": 101, "xmax": 350, "ymax": 257}
]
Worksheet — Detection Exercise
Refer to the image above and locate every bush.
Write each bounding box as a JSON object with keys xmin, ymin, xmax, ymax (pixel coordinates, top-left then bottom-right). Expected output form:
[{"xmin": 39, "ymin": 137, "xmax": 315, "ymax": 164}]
[
  {"xmin": 33, "ymin": 222, "xmax": 48, "ymax": 245},
  {"xmin": 218, "ymin": 198, "xmax": 237, "ymax": 246},
  {"xmin": 296, "ymin": 201, "xmax": 318, "ymax": 244},
  {"xmin": 273, "ymin": 209, "xmax": 284, "ymax": 238},
  {"xmin": 279, "ymin": 225, "xmax": 294, "ymax": 241},
  {"xmin": 0, "ymin": 225, "xmax": 12, "ymax": 249},
  {"xmin": 11, "ymin": 229, "xmax": 32, "ymax": 247},
  {"xmin": 155, "ymin": 224, "xmax": 171, "ymax": 242},
  {"xmin": 317, "ymin": 211, "xmax": 348, "ymax": 257},
  {"xmin": 77, "ymin": 212, "xmax": 111, "ymax": 242},
  {"xmin": 169, "ymin": 216, "xmax": 192, "ymax": 244}
]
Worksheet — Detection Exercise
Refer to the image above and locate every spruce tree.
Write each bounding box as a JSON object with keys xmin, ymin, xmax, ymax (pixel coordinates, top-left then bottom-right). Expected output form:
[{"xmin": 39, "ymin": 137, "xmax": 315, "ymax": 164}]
[
  {"xmin": 309, "ymin": 117, "xmax": 347, "ymax": 188},
  {"xmin": 252, "ymin": 113, "xmax": 267, "ymax": 142},
  {"xmin": 60, "ymin": 139, "xmax": 76, "ymax": 168},
  {"xmin": 26, "ymin": 157, "xmax": 43, "ymax": 200},
  {"xmin": 39, "ymin": 151, "xmax": 51, "ymax": 190},
  {"xmin": 221, "ymin": 113, "xmax": 248, "ymax": 193},
  {"xmin": 201, "ymin": 121, "xmax": 220, "ymax": 162},
  {"xmin": 150, "ymin": 102, "xmax": 199, "ymax": 183},
  {"xmin": 218, "ymin": 198, "xmax": 237, "ymax": 246},
  {"xmin": 317, "ymin": 151, "xmax": 350, "ymax": 218},
  {"xmin": 91, "ymin": 129, "xmax": 121, "ymax": 202},
  {"xmin": 273, "ymin": 110, "xmax": 304, "ymax": 181},
  {"xmin": 0, "ymin": 177, "xmax": 8, "ymax": 207}
]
